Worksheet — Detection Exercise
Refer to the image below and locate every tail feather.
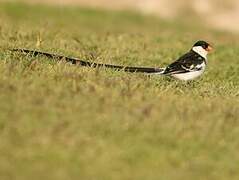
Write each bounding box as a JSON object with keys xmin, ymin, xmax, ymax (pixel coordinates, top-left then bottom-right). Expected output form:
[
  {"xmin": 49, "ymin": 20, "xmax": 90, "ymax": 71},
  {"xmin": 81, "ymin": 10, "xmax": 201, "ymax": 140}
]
[{"xmin": 11, "ymin": 49, "xmax": 165, "ymax": 74}]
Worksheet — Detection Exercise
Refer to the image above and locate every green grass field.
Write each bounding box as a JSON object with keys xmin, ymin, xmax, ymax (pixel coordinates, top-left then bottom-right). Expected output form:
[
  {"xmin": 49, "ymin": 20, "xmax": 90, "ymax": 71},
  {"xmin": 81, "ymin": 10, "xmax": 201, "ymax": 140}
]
[{"xmin": 0, "ymin": 3, "xmax": 239, "ymax": 180}]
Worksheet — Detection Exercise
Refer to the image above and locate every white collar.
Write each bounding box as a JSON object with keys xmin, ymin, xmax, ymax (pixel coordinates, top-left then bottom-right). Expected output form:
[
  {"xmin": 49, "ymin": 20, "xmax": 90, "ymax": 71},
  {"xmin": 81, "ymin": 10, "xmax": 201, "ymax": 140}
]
[{"xmin": 192, "ymin": 46, "xmax": 208, "ymax": 59}]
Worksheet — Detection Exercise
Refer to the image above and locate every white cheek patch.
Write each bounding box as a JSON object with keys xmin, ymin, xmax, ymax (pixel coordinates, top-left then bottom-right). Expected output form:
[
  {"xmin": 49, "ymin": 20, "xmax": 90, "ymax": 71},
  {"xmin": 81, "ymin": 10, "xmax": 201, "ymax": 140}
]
[{"xmin": 192, "ymin": 46, "xmax": 208, "ymax": 59}]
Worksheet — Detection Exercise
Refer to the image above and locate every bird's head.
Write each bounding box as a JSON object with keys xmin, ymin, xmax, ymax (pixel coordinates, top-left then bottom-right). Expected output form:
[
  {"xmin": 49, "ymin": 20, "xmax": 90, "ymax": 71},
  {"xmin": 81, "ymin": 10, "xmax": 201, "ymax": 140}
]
[{"xmin": 192, "ymin": 40, "xmax": 213, "ymax": 59}]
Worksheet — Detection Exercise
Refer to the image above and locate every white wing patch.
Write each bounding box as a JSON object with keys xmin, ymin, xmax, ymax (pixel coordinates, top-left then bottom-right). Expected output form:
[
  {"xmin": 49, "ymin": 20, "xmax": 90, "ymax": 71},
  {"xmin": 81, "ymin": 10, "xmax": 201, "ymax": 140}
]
[
  {"xmin": 172, "ymin": 62, "xmax": 206, "ymax": 81},
  {"xmin": 195, "ymin": 63, "xmax": 205, "ymax": 70},
  {"xmin": 181, "ymin": 62, "xmax": 204, "ymax": 72}
]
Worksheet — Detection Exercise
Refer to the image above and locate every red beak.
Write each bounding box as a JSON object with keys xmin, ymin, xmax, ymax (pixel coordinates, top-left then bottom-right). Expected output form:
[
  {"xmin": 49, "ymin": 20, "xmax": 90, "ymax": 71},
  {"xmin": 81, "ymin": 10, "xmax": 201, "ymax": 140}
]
[{"xmin": 206, "ymin": 45, "xmax": 213, "ymax": 52}]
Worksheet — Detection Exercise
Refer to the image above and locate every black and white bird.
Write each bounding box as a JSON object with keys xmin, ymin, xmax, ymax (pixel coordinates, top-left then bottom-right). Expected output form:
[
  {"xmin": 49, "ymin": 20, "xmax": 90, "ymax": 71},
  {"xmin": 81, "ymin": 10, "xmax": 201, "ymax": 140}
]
[
  {"xmin": 159, "ymin": 40, "xmax": 213, "ymax": 81},
  {"xmin": 11, "ymin": 40, "xmax": 213, "ymax": 81}
]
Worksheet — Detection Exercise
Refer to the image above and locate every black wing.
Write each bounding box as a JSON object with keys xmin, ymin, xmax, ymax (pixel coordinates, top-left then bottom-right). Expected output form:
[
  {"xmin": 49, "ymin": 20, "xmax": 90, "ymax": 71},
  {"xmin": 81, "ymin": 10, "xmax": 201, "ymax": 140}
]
[
  {"xmin": 11, "ymin": 49, "xmax": 164, "ymax": 74},
  {"xmin": 163, "ymin": 51, "xmax": 205, "ymax": 75}
]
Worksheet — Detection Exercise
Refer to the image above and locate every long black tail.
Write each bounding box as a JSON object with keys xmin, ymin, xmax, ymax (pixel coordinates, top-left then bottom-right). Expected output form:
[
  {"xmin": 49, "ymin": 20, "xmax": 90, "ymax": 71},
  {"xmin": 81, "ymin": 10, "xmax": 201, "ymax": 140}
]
[{"xmin": 11, "ymin": 49, "xmax": 165, "ymax": 74}]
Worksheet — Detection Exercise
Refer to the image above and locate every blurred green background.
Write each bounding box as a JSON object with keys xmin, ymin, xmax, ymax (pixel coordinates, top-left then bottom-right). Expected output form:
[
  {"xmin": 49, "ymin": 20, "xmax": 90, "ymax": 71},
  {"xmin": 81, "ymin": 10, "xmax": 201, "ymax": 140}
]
[{"xmin": 3, "ymin": 0, "xmax": 239, "ymax": 32}]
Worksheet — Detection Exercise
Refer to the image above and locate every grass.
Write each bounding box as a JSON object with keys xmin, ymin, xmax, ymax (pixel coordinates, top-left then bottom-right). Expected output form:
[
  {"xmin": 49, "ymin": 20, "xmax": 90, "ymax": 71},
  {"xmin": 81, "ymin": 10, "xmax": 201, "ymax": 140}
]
[{"xmin": 0, "ymin": 2, "xmax": 239, "ymax": 180}]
